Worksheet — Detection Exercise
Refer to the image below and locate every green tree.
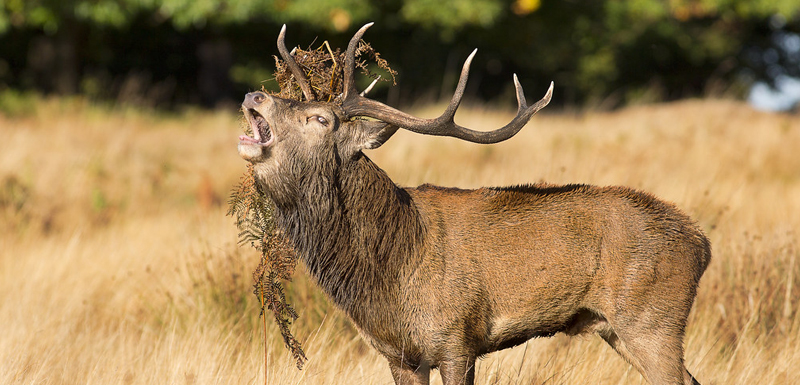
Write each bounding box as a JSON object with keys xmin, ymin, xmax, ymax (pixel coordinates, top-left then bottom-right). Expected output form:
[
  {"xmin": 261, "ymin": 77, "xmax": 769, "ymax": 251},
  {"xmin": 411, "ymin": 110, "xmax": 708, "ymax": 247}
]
[{"xmin": 1, "ymin": 0, "xmax": 799, "ymax": 108}]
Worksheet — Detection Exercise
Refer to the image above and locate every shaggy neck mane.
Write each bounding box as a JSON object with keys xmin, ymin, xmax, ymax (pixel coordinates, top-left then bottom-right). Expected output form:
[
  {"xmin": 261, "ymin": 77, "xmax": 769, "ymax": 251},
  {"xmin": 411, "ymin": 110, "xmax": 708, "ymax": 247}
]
[{"xmin": 272, "ymin": 153, "xmax": 425, "ymax": 324}]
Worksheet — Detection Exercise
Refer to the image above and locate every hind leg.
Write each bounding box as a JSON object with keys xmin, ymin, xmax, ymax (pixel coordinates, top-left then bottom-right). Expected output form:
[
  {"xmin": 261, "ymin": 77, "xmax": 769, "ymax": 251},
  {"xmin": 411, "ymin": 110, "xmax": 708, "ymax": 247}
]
[
  {"xmin": 597, "ymin": 324, "xmax": 699, "ymax": 385},
  {"xmin": 596, "ymin": 326, "xmax": 647, "ymax": 379},
  {"xmin": 389, "ymin": 359, "xmax": 430, "ymax": 385},
  {"xmin": 438, "ymin": 355, "xmax": 476, "ymax": 385}
]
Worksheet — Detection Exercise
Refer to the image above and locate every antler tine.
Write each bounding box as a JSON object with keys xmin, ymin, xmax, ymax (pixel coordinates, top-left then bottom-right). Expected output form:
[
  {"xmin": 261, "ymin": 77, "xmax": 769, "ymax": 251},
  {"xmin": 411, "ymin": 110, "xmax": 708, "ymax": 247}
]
[
  {"xmin": 343, "ymin": 22, "xmax": 374, "ymax": 101},
  {"xmin": 513, "ymin": 74, "xmax": 527, "ymax": 110},
  {"xmin": 278, "ymin": 24, "xmax": 315, "ymax": 102},
  {"xmin": 361, "ymin": 77, "xmax": 380, "ymax": 97},
  {"xmin": 440, "ymin": 49, "xmax": 476, "ymax": 120},
  {"xmin": 340, "ymin": 24, "xmax": 553, "ymax": 144}
]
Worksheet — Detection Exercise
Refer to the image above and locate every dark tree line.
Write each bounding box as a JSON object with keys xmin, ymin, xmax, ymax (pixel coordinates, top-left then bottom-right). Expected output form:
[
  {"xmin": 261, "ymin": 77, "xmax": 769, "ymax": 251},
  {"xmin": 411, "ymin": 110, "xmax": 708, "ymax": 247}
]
[{"xmin": 1, "ymin": 0, "xmax": 799, "ymax": 110}]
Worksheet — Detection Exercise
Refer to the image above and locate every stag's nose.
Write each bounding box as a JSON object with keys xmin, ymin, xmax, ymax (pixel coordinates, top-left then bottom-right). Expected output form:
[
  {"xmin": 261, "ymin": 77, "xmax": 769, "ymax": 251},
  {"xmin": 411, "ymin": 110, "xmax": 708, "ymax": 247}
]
[{"xmin": 243, "ymin": 91, "xmax": 267, "ymax": 108}]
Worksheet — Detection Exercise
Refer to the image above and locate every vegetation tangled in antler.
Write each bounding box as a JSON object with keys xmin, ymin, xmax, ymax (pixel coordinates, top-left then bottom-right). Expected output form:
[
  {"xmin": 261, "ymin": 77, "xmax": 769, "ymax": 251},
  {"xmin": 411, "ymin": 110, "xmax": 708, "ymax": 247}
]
[
  {"xmin": 274, "ymin": 40, "xmax": 396, "ymax": 103},
  {"xmin": 228, "ymin": 38, "xmax": 396, "ymax": 369}
]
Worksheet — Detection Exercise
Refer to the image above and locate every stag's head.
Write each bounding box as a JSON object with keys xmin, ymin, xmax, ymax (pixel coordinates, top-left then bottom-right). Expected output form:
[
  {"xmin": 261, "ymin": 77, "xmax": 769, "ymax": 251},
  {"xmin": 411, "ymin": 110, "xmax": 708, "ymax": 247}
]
[{"xmin": 238, "ymin": 23, "xmax": 553, "ymax": 204}]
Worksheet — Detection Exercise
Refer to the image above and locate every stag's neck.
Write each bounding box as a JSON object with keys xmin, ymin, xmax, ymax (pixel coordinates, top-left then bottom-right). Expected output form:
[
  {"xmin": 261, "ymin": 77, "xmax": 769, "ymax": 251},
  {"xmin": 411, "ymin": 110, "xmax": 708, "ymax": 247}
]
[{"xmin": 272, "ymin": 153, "xmax": 424, "ymax": 320}]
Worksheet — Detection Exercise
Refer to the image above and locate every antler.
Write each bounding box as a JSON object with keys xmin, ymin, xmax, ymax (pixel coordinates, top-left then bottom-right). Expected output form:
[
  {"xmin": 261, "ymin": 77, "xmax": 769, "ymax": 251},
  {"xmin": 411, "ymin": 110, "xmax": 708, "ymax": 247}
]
[
  {"xmin": 278, "ymin": 24, "xmax": 316, "ymax": 102},
  {"xmin": 341, "ymin": 23, "xmax": 553, "ymax": 144}
]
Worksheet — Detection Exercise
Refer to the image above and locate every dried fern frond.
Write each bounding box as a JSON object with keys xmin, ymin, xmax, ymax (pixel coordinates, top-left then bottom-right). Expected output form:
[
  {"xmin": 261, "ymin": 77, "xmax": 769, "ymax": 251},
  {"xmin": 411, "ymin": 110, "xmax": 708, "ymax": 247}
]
[
  {"xmin": 228, "ymin": 164, "xmax": 305, "ymax": 368},
  {"xmin": 272, "ymin": 40, "xmax": 396, "ymax": 103},
  {"xmin": 252, "ymin": 237, "xmax": 305, "ymax": 368}
]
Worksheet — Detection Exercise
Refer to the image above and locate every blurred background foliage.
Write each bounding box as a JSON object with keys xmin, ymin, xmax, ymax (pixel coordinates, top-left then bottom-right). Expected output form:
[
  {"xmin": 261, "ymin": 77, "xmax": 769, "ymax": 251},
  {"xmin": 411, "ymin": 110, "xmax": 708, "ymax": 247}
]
[{"xmin": 1, "ymin": 0, "xmax": 799, "ymax": 111}]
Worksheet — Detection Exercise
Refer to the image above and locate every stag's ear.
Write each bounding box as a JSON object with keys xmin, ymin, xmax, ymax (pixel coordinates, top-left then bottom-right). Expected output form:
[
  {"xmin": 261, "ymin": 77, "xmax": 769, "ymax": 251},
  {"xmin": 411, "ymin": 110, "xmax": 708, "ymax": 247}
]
[{"xmin": 352, "ymin": 120, "xmax": 399, "ymax": 150}]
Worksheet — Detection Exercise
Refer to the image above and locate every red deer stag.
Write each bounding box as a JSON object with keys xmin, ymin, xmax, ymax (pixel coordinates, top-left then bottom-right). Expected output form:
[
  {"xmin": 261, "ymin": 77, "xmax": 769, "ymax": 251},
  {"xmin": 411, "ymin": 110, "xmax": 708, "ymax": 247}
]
[{"xmin": 237, "ymin": 23, "xmax": 710, "ymax": 385}]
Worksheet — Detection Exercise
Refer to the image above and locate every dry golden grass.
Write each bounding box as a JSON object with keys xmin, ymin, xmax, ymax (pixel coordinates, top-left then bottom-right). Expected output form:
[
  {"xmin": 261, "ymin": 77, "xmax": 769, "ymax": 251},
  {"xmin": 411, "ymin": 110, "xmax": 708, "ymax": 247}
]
[{"xmin": 1, "ymin": 97, "xmax": 798, "ymax": 384}]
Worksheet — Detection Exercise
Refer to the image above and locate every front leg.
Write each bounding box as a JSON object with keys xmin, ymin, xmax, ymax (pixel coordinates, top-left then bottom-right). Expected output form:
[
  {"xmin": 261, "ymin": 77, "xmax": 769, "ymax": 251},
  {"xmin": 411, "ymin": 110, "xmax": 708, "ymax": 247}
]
[
  {"xmin": 439, "ymin": 356, "xmax": 476, "ymax": 385},
  {"xmin": 389, "ymin": 359, "xmax": 430, "ymax": 385}
]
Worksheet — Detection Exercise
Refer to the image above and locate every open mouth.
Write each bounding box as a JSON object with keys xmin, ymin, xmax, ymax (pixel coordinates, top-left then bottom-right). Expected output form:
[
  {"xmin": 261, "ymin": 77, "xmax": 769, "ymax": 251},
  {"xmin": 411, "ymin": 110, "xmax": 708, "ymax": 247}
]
[{"xmin": 240, "ymin": 109, "xmax": 273, "ymax": 146}]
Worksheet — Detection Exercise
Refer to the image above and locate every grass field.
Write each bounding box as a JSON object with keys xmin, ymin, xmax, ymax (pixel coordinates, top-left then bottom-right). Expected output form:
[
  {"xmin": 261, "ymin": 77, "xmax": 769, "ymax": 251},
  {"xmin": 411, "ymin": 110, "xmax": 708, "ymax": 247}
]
[{"xmin": 1, "ymin": 97, "xmax": 798, "ymax": 384}]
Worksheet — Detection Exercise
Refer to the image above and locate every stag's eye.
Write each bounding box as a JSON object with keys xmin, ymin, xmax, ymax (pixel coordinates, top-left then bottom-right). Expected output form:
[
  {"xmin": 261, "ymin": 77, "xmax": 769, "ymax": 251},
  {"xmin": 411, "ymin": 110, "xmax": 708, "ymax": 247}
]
[{"xmin": 308, "ymin": 115, "xmax": 329, "ymax": 127}]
